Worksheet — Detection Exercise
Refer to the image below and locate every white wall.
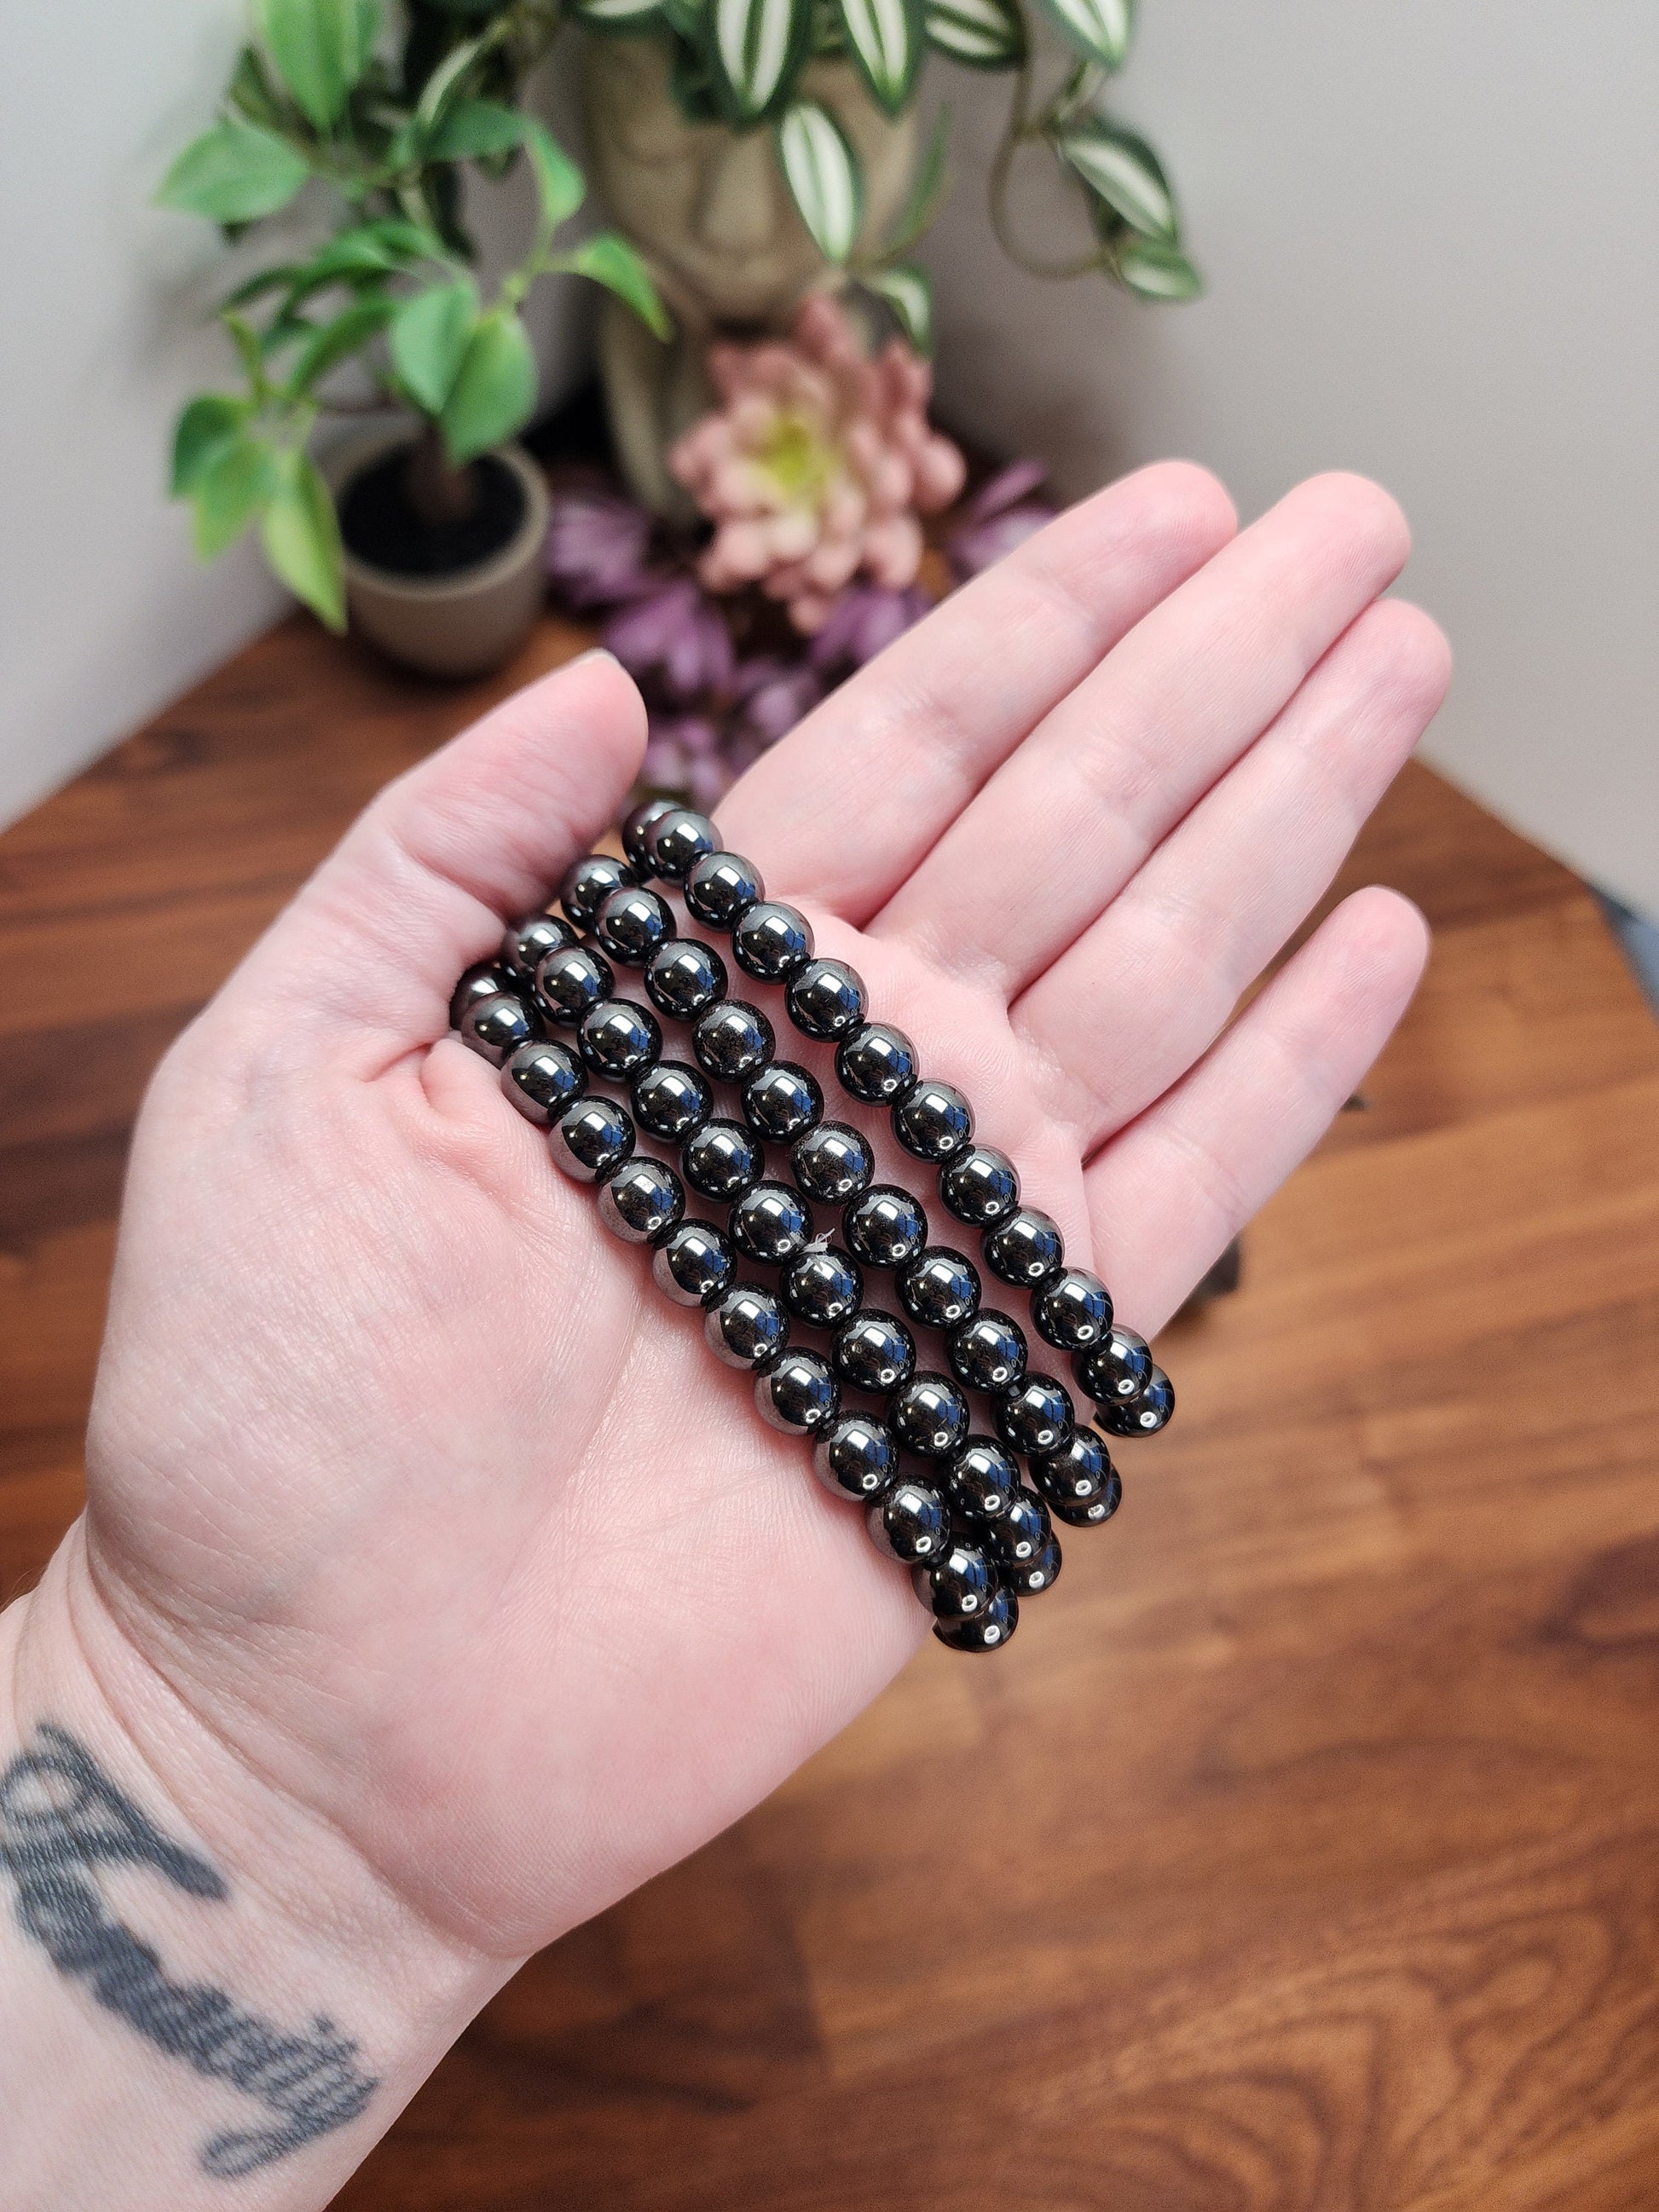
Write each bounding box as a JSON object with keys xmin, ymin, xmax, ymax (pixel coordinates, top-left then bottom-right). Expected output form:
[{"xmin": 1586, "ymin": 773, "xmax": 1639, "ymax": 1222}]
[{"xmin": 926, "ymin": 1, "xmax": 1659, "ymax": 915}]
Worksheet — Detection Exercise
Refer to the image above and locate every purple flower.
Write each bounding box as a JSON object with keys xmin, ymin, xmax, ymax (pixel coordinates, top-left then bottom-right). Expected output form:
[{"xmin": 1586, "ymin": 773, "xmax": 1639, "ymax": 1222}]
[
  {"xmin": 809, "ymin": 584, "xmax": 930, "ymax": 675},
  {"xmin": 962, "ymin": 458, "xmax": 1050, "ymax": 525},
  {"xmin": 604, "ymin": 580, "xmax": 736, "ymax": 703},
  {"xmin": 544, "ymin": 490, "xmax": 656, "ymax": 609},
  {"xmin": 948, "ymin": 458, "xmax": 1059, "ymax": 580},
  {"xmin": 734, "ymin": 660, "xmax": 824, "ymax": 746}
]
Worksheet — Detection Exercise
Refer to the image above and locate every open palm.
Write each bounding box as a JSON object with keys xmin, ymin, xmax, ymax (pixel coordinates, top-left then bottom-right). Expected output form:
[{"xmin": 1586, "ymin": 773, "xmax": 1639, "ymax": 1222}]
[{"xmin": 52, "ymin": 465, "xmax": 1446, "ymax": 1976}]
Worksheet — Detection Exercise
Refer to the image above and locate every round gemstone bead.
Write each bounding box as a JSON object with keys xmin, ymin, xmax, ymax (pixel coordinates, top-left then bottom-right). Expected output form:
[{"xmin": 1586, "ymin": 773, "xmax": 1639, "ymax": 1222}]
[
  {"xmin": 782, "ymin": 1245, "xmax": 864, "ymax": 1328},
  {"xmin": 1032, "ymin": 1268, "xmax": 1113, "ymax": 1351},
  {"xmin": 792, "ymin": 1122, "xmax": 875, "ymax": 1205},
  {"xmin": 704, "ymin": 1283, "xmax": 789, "ymax": 1371},
  {"xmin": 982, "ymin": 1207, "xmax": 1065, "ymax": 1287},
  {"xmin": 682, "ymin": 1119, "xmax": 764, "ymax": 1202},
  {"xmin": 1093, "ymin": 1366, "xmax": 1175, "ymax": 1435},
  {"xmin": 631, "ymin": 1060, "xmax": 713, "ymax": 1144},
  {"xmin": 835, "ymin": 1021, "xmax": 917, "ymax": 1106},
  {"xmin": 534, "ymin": 944, "xmax": 613, "ymax": 1027},
  {"xmin": 933, "ymin": 1582, "xmax": 1018, "ymax": 1651},
  {"xmin": 812, "ymin": 1414, "xmax": 899, "ymax": 1501},
  {"xmin": 685, "ymin": 848, "xmax": 765, "ymax": 928},
  {"xmin": 945, "ymin": 1437, "xmax": 1020, "ymax": 1522},
  {"xmin": 651, "ymin": 1219, "xmax": 737, "ymax": 1307},
  {"xmin": 1032, "ymin": 1431, "xmax": 1120, "ymax": 1526},
  {"xmin": 692, "ymin": 999, "xmax": 775, "ymax": 1081},
  {"xmin": 742, "ymin": 1061, "xmax": 824, "ymax": 1143},
  {"xmin": 755, "ymin": 1349, "xmax": 839, "ymax": 1434},
  {"xmin": 997, "ymin": 1372, "xmax": 1074, "ymax": 1457},
  {"xmin": 558, "ymin": 852, "xmax": 633, "ymax": 933},
  {"xmin": 786, "ymin": 958, "xmax": 867, "ymax": 1041},
  {"xmin": 893, "ymin": 1078, "xmax": 974, "ymax": 1163},
  {"xmin": 898, "ymin": 1246, "xmax": 981, "ymax": 1331},
  {"xmin": 649, "ymin": 807, "xmax": 718, "ymax": 883},
  {"xmin": 460, "ymin": 992, "xmax": 536, "ymax": 1066},
  {"xmin": 889, "ymin": 1372, "xmax": 971, "ymax": 1458},
  {"xmin": 644, "ymin": 937, "xmax": 727, "ymax": 1022},
  {"xmin": 730, "ymin": 1181, "xmax": 814, "ymax": 1265},
  {"xmin": 450, "ymin": 961, "xmax": 512, "ymax": 1030},
  {"xmin": 911, "ymin": 1539, "xmax": 998, "ymax": 1625},
  {"xmin": 1012, "ymin": 1534, "xmax": 1062, "ymax": 1597},
  {"xmin": 832, "ymin": 1309, "xmax": 916, "ymax": 1394},
  {"xmin": 732, "ymin": 900, "xmax": 814, "ymax": 982},
  {"xmin": 500, "ymin": 1038, "xmax": 586, "ymax": 1125},
  {"xmin": 578, "ymin": 997, "xmax": 662, "ymax": 1080},
  {"xmin": 865, "ymin": 1476, "xmax": 951, "ymax": 1563},
  {"xmin": 844, "ymin": 1184, "xmax": 929, "ymax": 1270},
  {"xmin": 622, "ymin": 796, "xmax": 679, "ymax": 876},
  {"xmin": 945, "ymin": 1309, "xmax": 1027, "ymax": 1393},
  {"xmin": 551, "ymin": 1095, "xmax": 633, "ymax": 1183},
  {"xmin": 938, "ymin": 1145, "xmax": 1020, "ymax": 1226},
  {"xmin": 594, "ymin": 883, "xmax": 675, "ymax": 967},
  {"xmin": 598, "ymin": 1156, "xmax": 685, "ymax": 1245},
  {"xmin": 501, "ymin": 912, "xmax": 576, "ymax": 983},
  {"xmin": 987, "ymin": 1486, "xmax": 1050, "ymax": 1566},
  {"xmin": 1073, "ymin": 1323, "xmax": 1153, "ymax": 1404}
]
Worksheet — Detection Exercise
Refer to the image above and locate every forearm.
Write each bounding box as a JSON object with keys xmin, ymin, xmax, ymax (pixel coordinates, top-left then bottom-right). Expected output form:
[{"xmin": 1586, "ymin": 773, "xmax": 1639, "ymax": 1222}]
[{"xmin": 0, "ymin": 1540, "xmax": 513, "ymax": 2211}]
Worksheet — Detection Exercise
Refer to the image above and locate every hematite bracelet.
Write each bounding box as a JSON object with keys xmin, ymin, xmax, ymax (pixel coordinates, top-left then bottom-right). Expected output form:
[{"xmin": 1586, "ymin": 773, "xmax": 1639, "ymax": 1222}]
[{"xmin": 449, "ymin": 800, "xmax": 1173, "ymax": 1655}]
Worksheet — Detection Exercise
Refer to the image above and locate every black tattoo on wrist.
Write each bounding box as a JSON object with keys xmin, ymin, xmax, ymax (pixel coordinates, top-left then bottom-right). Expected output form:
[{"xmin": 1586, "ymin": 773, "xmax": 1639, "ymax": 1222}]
[{"xmin": 0, "ymin": 1724, "xmax": 378, "ymax": 2178}]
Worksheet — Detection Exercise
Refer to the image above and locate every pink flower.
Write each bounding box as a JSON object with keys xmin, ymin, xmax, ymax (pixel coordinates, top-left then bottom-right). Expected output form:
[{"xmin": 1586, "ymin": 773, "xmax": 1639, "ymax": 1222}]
[{"xmin": 669, "ymin": 293, "xmax": 967, "ymax": 634}]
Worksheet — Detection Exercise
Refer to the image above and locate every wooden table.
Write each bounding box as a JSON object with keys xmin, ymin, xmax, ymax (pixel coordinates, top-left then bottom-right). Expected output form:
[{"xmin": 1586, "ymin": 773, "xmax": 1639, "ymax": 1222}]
[{"xmin": 3, "ymin": 609, "xmax": 1658, "ymax": 2211}]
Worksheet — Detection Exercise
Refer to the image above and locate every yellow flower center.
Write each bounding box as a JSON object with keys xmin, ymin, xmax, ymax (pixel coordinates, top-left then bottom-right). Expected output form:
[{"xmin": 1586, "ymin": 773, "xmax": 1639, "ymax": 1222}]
[{"xmin": 755, "ymin": 409, "xmax": 836, "ymax": 509}]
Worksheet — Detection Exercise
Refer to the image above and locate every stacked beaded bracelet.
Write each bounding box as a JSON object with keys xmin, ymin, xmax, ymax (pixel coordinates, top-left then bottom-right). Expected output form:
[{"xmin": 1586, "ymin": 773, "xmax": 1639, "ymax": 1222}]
[{"xmin": 449, "ymin": 800, "xmax": 1174, "ymax": 1655}]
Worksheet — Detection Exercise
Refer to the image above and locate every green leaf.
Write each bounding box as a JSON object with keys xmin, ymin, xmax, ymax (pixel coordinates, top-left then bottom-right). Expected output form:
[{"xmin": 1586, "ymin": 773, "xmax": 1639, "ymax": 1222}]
[
  {"xmin": 439, "ymin": 308, "xmax": 539, "ymax": 463},
  {"xmin": 863, "ymin": 262, "xmax": 932, "ymax": 351},
  {"xmin": 885, "ymin": 101, "xmax": 949, "ymax": 254},
  {"xmin": 221, "ymin": 263, "xmax": 306, "ymax": 311},
  {"xmin": 261, "ymin": 450, "xmax": 346, "ymax": 630},
  {"xmin": 255, "ymin": 0, "xmax": 379, "ymax": 130},
  {"xmin": 226, "ymin": 43, "xmax": 288, "ymax": 129},
  {"xmin": 1113, "ymin": 235, "xmax": 1202, "ymax": 299},
  {"xmin": 1055, "ymin": 118, "xmax": 1176, "ymax": 240},
  {"xmin": 171, "ymin": 395, "xmax": 250, "ymax": 497},
  {"xmin": 390, "ymin": 278, "xmax": 480, "ymax": 413},
  {"xmin": 425, "ymin": 95, "xmax": 526, "ymax": 159},
  {"xmin": 1032, "ymin": 0, "xmax": 1130, "ymax": 71},
  {"xmin": 286, "ymin": 294, "xmax": 396, "ymax": 391},
  {"xmin": 706, "ymin": 0, "xmax": 812, "ymax": 122},
  {"xmin": 834, "ymin": 0, "xmax": 922, "ymax": 114},
  {"xmin": 564, "ymin": 234, "xmax": 673, "ymax": 342},
  {"xmin": 922, "ymin": 0, "xmax": 1023, "ymax": 66},
  {"xmin": 662, "ymin": 0, "xmax": 707, "ymax": 33},
  {"xmin": 773, "ymin": 101, "xmax": 862, "ymax": 263},
  {"xmin": 155, "ymin": 120, "xmax": 310, "ymax": 223},
  {"xmin": 189, "ymin": 432, "xmax": 282, "ymax": 558},
  {"xmin": 523, "ymin": 118, "xmax": 585, "ymax": 239},
  {"xmin": 575, "ymin": 0, "xmax": 666, "ymax": 26}
]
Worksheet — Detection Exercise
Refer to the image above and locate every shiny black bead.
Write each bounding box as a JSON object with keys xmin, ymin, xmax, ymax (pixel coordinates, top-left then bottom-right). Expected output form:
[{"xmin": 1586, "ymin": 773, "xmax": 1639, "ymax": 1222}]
[
  {"xmin": 501, "ymin": 912, "xmax": 576, "ymax": 983},
  {"xmin": 893, "ymin": 1078, "xmax": 974, "ymax": 1163},
  {"xmin": 685, "ymin": 848, "xmax": 765, "ymax": 928},
  {"xmin": 730, "ymin": 1181, "xmax": 814, "ymax": 1265},
  {"xmin": 550, "ymin": 1095, "xmax": 634, "ymax": 1183},
  {"xmin": 732, "ymin": 900, "xmax": 814, "ymax": 982},
  {"xmin": 631, "ymin": 1060, "xmax": 713, "ymax": 1144},
  {"xmin": 651, "ymin": 1219, "xmax": 736, "ymax": 1307},
  {"xmin": 1073, "ymin": 1323, "xmax": 1153, "ymax": 1404},
  {"xmin": 1031, "ymin": 1430, "xmax": 1120, "ymax": 1526},
  {"xmin": 889, "ymin": 1372, "xmax": 971, "ymax": 1458},
  {"xmin": 558, "ymin": 852, "xmax": 633, "ymax": 933},
  {"xmin": 835, "ymin": 1021, "xmax": 917, "ymax": 1105},
  {"xmin": 754, "ymin": 1349, "xmax": 840, "ymax": 1435},
  {"xmin": 844, "ymin": 1184, "xmax": 929, "ymax": 1270},
  {"xmin": 832, "ymin": 1309, "xmax": 916, "ymax": 1394},
  {"xmin": 792, "ymin": 1122, "xmax": 875, "ymax": 1205},
  {"xmin": 1012, "ymin": 1534, "xmax": 1062, "ymax": 1597},
  {"xmin": 500, "ymin": 1038, "xmax": 586, "ymax": 1125},
  {"xmin": 648, "ymin": 807, "xmax": 718, "ymax": 883},
  {"xmin": 783, "ymin": 1245, "xmax": 864, "ymax": 1328},
  {"xmin": 578, "ymin": 997, "xmax": 662, "ymax": 1080},
  {"xmin": 644, "ymin": 937, "xmax": 728, "ymax": 1021},
  {"xmin": 865, "ymin": 1476, "xmax": 951, "ymax": 1563},
  {"xmin": 460, "ymin": 992, "xmax": 536, "ymax": 1065},
  {"xmin": 785, "ymin": 958, "xmax": 866, "ymax": 1041},
  {"xmin": 682, "ymin": 1119, "xmax": 764, "ymax": 1202},
  {"xmin": 982, "ymin": 1207, "xmax": 1065, "ymax": 1287},
  {"xmin": 692, "ymin": 999, "xmax": 775, "ymax": 1081},
  {"xmin": 534, "ymin": 943, "xmax": 614, "ymax": 1027},
  {"xmin": 938, "ymin": 1145, "xmax": 1020, "ymax": 1226},
  {"xmin": 945, "ymin": 1438, "xmax": 1020, "ymax": 1522},
  {"xmin": 622, "ymin": 797, "xmax": 679, "ymax": 876},
  {"xmin": 450, "ymin": 961, "xmax": 512, "ymax": 1030},
  {"xmin": 703, "ymin": 1283, "xmax": 789, "ymax": 1371},
  {"xmin": 598, "ymin": 1156, "xmax": 685, "ymax": 1245},
  {"xmin": 594, "ymin": 883, "xmax": 676, "ymax": 967},
  {"xmin": 898, "ymin": 1245, "xmax": 981, "ymax": 1331},
  {"xmin": 996, "ymin": 1372, "xmax": 1074, "ymax": 1458},
  {"xmin": 812, "ymin": 1413, "xmax": 899, "ymax": 1501},
  {"xmin": 742, "ymin": 1061, "xmax": 824, "ymax": 1143},
  {"xmin": 945, "ymin": 1309, "xmax": 1027, "ymax": 1394},
  {"xmin": 933, "ymin": 1581, "xmax": 1018, "ymax": 1651},
  {"xmin": 1032, "ymin": 1268, "xmax": 1113, "ymax": 1351},
  {"xmin": 911, "ymin": 1539, "xmax": 998, "ymax": 1625},
  {"xmin": 1093, "ymin": 1365, "xmax": 1175, "ymax": 1436},
  {"xmin": 987, "ymin": 1485, "xmax": 1050, "ymax": 1566}
]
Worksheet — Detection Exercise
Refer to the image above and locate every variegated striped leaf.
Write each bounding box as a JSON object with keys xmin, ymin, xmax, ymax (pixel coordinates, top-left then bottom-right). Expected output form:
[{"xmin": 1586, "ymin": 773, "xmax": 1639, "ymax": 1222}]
[
  {"xmin": 774, "ymin": 100, "xmax": 863, "ymax": 262},
  {"xmin": 835, "ymin": 0, "xmax": 922, "ymax": 114},
  {"xmin": 863, "ymin": 263, "xmax": 933, "ymax": 352},
  {"xmin": 923, "ymin": 0, "xmax": 1023, "ymax": 67},
  {"xmin": 1113, "ymin": 236, "xmax": 1201, "ymax": 300},
  {"xmin": 575, "ymin": 0, "xmax": 665, "ymax": 26},
  {"xmin": 708, "ymin": 0, "xmax": 811, "ymax": 120},
  {"xmin": 1033, "ymin": 0, "xmax": 1130, "ymax": 71},
  {"xmin": 1055, "ymin": 118, "xmax": 1176, "ymax": 240}
]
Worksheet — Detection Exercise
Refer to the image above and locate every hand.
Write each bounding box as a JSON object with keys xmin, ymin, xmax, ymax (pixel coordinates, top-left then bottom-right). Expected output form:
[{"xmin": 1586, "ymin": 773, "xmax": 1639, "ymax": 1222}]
[{"xmin": 6, "ymin": 466, "xmax": 1447, "ymax": 2189}]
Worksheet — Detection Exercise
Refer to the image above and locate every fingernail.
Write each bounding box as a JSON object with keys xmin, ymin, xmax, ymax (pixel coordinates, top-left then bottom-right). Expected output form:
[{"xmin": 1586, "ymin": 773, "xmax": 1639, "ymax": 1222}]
[{"xmin": 568, "ymin": 646, "xmax": 620, "ymax": 669}]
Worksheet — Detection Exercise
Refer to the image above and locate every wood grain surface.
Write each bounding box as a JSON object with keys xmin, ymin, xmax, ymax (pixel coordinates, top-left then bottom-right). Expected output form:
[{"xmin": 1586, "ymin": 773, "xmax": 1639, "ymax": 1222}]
[{"xmin": 2, "ymin": 607, "xmax": 1656, "ymax": 2211}]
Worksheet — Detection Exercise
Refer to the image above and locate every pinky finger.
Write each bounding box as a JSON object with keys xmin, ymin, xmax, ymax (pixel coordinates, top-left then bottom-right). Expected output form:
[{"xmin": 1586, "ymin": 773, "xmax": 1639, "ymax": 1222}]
[{"xmin": 1084, "ymin": 886, "xmax": 1431, "ymax": 1337}]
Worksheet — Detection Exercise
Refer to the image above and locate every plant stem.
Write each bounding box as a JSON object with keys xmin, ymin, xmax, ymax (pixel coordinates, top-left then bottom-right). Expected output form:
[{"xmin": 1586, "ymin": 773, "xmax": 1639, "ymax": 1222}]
[
  {"xmin": 404, "ymin": 419, "xmax": 481, "ymax": 528},
  {"xmin": 986, "ymin": 59, "xmax": 1113, "ymax": 281}
]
